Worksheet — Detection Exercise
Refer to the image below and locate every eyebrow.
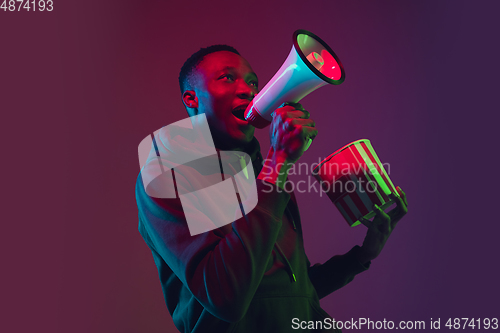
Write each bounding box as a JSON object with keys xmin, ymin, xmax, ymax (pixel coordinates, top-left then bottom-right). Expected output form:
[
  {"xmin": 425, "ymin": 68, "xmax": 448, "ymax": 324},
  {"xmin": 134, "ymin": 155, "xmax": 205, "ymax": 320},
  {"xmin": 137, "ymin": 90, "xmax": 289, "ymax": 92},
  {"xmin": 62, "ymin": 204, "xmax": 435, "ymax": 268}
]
[{"xmin": 219, "ymin": 66, "xmax": 258, "ymax": 80}]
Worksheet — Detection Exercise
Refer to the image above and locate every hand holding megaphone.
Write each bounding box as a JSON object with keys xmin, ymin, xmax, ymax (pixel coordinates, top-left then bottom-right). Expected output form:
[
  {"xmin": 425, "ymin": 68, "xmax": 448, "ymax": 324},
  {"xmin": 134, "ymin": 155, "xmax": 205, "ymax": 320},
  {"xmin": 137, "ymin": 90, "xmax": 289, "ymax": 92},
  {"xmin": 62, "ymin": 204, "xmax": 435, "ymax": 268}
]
[
  {"xmin": 244, "ymin": 29, "xmax": 345, "ymax": 151},
  {"xmin": 269, "ymin": 102, "xmax": 317, "ymax": 163}
]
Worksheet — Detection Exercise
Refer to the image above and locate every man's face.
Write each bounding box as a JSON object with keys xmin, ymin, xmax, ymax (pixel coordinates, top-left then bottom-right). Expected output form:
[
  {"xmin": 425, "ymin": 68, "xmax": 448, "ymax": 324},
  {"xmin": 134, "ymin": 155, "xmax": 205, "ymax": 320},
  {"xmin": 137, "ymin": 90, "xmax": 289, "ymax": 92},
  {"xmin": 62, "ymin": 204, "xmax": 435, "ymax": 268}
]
[{"xmin": 192, "ymin": 51, "xmax": 258, "ymax": 148}]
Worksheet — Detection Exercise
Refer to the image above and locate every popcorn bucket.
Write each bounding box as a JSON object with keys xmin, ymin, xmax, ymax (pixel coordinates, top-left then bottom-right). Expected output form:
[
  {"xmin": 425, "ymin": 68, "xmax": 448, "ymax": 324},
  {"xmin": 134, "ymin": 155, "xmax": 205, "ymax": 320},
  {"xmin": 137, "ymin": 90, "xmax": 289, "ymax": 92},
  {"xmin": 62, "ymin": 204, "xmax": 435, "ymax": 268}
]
[{"xmin": 312, "ymin": 139, "xmax": 399, "ymax": 227}]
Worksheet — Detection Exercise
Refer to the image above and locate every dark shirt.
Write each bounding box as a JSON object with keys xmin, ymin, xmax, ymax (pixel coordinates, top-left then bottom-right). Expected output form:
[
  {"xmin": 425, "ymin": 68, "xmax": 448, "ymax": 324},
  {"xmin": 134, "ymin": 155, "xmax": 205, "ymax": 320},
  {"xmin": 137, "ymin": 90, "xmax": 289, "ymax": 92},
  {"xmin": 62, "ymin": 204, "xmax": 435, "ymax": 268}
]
[{"xmin": 136, "ymin": 136, "xmax": 370, "ymax": 332}]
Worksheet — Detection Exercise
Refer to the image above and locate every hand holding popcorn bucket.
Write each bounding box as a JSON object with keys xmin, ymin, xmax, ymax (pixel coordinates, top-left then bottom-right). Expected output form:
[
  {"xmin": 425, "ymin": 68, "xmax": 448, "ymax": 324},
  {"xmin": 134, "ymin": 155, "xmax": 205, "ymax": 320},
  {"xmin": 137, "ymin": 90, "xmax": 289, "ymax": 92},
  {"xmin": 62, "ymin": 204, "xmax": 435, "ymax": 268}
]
[{"xmin": 312, "ymin": 139, "xmax": 400, "ymax": 227}]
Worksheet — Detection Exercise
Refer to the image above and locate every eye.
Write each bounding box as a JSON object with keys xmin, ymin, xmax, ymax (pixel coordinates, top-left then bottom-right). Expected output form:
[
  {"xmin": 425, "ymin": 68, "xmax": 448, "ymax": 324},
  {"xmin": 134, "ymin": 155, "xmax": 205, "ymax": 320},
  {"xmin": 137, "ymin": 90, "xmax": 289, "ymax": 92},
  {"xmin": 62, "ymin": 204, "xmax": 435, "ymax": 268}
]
[{"xmin": 219, "ymin": 74, "xmax": 235, "ymax": 82}]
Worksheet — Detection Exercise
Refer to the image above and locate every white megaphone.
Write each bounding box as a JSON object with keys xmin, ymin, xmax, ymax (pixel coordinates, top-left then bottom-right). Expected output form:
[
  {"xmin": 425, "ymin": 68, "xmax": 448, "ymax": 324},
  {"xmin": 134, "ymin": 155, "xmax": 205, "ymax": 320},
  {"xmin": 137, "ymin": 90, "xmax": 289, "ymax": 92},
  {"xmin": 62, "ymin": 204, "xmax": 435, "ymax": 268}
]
[{"xmin": 244, "ymin": 29, "xmax": 345, "ymax": 132}]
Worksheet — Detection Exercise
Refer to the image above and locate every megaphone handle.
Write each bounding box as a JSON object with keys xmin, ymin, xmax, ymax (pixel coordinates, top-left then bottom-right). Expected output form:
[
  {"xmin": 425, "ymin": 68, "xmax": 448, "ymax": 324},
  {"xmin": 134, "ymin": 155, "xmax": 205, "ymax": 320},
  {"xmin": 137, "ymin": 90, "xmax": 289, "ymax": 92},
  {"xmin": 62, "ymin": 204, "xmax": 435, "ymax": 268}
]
[{"xmin": 303, "ymin": 138, "xmax": 313, "ymax": 151}]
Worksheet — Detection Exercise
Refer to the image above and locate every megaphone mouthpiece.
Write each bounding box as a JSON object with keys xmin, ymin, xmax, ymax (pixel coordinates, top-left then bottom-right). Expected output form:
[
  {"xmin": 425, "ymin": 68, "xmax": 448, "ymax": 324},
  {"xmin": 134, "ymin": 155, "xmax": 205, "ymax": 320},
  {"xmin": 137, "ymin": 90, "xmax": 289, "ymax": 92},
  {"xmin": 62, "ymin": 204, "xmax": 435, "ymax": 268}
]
[{"xmin": 244, "ymin": 100, "xmax": 270, "ymax": 129}]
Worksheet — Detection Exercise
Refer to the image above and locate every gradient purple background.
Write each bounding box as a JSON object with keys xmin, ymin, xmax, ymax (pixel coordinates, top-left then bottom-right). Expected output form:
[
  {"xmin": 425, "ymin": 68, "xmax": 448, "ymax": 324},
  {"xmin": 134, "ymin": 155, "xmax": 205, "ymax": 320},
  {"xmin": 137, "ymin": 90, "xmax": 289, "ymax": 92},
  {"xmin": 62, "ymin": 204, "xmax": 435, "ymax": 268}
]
[{"xmin": 2, "ymin": 0, "xmax": 499, "ymax": 332}]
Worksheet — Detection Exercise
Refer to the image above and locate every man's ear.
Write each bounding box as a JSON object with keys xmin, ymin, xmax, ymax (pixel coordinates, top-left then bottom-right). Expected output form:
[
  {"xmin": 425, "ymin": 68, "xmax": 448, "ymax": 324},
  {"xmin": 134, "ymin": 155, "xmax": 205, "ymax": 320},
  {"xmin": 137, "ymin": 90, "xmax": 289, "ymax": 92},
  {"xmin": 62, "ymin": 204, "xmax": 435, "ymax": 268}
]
[{"xmin": 182, "ymin": 90, "xmax": 199, "ymax": 116}]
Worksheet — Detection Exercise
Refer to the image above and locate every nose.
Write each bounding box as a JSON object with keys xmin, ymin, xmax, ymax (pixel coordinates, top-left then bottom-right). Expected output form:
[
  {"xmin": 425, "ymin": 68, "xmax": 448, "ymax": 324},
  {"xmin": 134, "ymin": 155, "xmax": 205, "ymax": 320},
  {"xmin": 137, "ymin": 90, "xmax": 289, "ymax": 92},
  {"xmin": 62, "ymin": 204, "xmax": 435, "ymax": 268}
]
[{"xmin": 236, "ymin": 80, "xmax": 256, "ymax": 100}]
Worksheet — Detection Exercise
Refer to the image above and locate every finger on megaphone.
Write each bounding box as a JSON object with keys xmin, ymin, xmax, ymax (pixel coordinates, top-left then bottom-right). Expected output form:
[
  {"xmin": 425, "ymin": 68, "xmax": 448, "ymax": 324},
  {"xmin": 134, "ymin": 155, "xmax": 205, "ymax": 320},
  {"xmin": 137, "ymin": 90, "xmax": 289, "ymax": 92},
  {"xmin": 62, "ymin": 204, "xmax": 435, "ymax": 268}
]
[
  {"xmin": 288, "ymin": 103, "xmax": 309, "ymax": 119},
  {"xmin": 280, "ymin": 101, "xmax": 305, "ymax": 111},
  {"xmin": 283, "ymin": 118, "xmax": 314, "ymax": 133},
  {"xmin": 298, "ymin": 125, "xmax": 318, "ymax": 139},
  {"xmin": 290, "ymin": 117, "xmax": 315, "ymax": 127},
  {"xmin": 288, "ymin": 110, "xmax": 310, "ymax": 119},
  {"xmin": 274, "ymin": 110, "xmax": 305, "ymax": 126},
  {"xmin": 278, "ymin": 103, "xmax": 309, "ymax": 119}
]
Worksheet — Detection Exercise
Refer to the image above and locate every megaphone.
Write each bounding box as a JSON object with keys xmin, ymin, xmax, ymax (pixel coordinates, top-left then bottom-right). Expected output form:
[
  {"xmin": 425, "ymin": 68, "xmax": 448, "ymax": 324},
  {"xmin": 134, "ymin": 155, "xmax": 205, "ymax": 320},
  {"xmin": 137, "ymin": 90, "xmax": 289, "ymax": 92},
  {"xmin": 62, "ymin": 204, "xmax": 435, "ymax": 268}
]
[{"xmin": 244, "ymin": 29, "xmax": 345, "ymax": 129}]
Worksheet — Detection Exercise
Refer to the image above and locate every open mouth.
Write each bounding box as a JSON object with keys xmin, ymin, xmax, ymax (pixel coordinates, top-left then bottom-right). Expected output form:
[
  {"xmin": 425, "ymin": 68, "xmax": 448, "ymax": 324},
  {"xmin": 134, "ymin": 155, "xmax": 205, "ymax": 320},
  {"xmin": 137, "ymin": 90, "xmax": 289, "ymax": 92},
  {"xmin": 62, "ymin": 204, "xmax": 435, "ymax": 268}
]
[{"xmin": 232, "ymin": 105, "xmax": 248, "ymax": 121}]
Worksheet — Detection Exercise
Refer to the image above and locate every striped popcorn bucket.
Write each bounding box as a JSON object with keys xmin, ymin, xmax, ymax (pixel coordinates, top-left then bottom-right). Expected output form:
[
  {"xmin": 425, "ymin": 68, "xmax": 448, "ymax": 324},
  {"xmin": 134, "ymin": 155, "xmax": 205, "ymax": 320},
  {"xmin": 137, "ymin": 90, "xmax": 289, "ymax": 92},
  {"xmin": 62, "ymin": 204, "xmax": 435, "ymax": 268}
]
[{"xmin": 312, "ymin": 139, "xmax": 399, "ymax": 227}]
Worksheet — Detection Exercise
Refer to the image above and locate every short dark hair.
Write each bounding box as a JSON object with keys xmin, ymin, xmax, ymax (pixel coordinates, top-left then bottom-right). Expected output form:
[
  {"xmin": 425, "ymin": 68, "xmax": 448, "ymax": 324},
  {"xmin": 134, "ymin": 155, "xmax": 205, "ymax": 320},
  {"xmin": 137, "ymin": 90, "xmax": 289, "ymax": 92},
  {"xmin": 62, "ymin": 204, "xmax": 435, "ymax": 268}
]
[{"xmin": 178, "ymin": 44, "xmax": 240, "ymax": 94}]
